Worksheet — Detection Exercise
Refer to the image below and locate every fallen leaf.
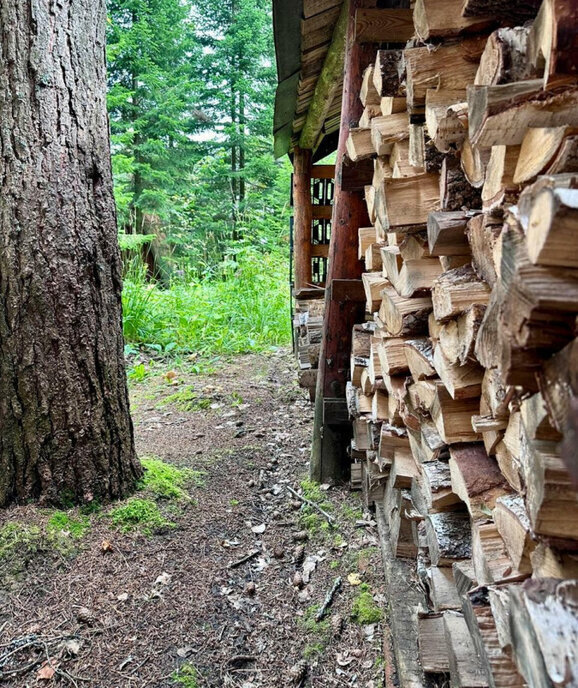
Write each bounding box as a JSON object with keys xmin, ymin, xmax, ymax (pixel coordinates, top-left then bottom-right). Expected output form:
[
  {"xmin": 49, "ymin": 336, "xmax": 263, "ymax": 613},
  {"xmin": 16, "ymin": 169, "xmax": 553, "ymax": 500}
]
[
  {"xmin": 155, "ymin": 572, "xmax": 171, "ymax": 586},
  {"xmin": 302, "ymin": 555, "xmax": 319, "ymax": 584},
  {"xmin": 251, "ymin": 523, "xmax": 266, "ymax": 534},
  {"xmin": 336, "ymin": 652, "xmax": 355, "ymax": 667},
  {"xmin": 176, "ymin": 646, "xmax": 193, "ymax": 658},
  {"xmin": 63, "ymin": 639, "xmax": 81, "ymax": 656},
  {"xmin": 347, "ymin": 572, "xmax": 362, "ymax": 586},
  {"xmin": 37, "ymin": 664, "xmax": 55, "ymax": 680},
  {"xmin": 117, "ymin": 593, "xmax": 129, "ymax": 602},
  {"xmin": 101, "ymin": 540, "xmax": 114, "ymax": 553}
]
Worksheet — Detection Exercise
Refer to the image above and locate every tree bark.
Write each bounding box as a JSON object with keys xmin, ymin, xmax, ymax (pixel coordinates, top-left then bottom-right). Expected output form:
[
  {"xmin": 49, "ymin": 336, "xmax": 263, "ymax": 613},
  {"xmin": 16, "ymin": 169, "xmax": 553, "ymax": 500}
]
[{"xmin": 0, "ymin": 0, "xmax": 141, "ymax": 506}]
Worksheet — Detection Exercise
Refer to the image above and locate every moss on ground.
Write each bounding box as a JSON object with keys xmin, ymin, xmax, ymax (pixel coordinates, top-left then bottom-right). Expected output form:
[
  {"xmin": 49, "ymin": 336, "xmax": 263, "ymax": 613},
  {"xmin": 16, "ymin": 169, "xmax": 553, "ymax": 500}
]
[
  {"xmin": 351, "ymin": 583, "xmax": 383, "ymax": 625},
  {"xmin": 109, "ymin": 498, "xmax": 175, "ymax": 535},
  {"xmin": 139, "ymin": 456, "xmax": 204, "ymax": 499}
]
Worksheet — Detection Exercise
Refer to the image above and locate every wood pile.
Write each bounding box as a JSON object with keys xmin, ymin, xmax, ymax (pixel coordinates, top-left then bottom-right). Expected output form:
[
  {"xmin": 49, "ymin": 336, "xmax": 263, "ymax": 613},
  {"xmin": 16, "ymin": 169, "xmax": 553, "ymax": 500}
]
[
  {"xmin": 345, "ymin": 1, "xmax": 578, "ymax": 685},
  {"xmin": 294, "ymin": 299, "xmax": 324, "ymax": 399}
]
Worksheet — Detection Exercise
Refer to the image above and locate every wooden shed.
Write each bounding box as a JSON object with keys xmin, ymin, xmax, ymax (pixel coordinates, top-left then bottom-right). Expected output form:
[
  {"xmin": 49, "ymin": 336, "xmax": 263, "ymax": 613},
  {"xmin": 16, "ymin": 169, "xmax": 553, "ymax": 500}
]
[{"xmin": 274, "ymin": 0, "xmax": 578, "ymax": 685}]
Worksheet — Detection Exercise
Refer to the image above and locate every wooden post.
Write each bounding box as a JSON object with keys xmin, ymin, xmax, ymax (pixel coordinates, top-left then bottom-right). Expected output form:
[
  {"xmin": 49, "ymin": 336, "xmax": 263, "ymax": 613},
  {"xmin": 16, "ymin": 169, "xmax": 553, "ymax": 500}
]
[
  {"xmin": 311, "ymin": 0, "xmax": 375, "ymax": 482},
  {"xmin": 292, "ymin": 147, "xmax": 313, "ymax": 295}
]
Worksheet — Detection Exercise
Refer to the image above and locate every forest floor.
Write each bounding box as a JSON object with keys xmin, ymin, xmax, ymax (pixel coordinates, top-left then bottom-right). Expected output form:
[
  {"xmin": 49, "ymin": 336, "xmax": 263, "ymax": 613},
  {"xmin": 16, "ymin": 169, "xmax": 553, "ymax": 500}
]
[{"xmin": 0, "ymin": 350, "xmax": 395, "ymax": 688}]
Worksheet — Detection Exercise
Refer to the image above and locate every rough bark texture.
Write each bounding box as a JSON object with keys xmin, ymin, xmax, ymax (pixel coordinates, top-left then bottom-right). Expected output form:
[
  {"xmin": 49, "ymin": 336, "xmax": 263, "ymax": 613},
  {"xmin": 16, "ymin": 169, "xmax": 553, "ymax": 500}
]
[{"xmin": 0, "ymin": 0, "xmax": 141, "ymax": 506}]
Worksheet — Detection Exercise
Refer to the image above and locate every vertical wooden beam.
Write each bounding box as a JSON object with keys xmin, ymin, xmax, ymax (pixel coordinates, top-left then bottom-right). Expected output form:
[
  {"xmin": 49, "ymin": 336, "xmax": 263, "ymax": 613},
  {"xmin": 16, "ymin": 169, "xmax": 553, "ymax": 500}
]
[
  {"xmin": 311, "ymin": 0, "xmax": 375, "ymax": 482},
  {"xmin": 293, "ymin": 147, "xmax": 313, "ymax": 294}
]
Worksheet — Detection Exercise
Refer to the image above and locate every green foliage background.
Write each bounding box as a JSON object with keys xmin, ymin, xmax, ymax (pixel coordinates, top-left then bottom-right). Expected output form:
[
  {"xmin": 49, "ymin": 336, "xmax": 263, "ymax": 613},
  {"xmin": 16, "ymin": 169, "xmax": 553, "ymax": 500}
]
[{"xmin": 106, "ymin": 0, "xmax": 292, "ymax": 354}]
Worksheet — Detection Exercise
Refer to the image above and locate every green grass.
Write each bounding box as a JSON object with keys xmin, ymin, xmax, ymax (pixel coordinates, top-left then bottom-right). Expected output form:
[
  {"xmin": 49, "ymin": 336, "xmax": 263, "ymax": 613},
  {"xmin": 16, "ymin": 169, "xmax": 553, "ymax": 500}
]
[
  {"xmin": 109, "ymin": 498, "xmax": 174, "ymax": 535},
  {"xmin": 122, "ymin": 250, "xmax": 291, "ymax": 355},
  {"xmin": 139, "ymin": 457, "xmax": 204, "ymax": 500}
]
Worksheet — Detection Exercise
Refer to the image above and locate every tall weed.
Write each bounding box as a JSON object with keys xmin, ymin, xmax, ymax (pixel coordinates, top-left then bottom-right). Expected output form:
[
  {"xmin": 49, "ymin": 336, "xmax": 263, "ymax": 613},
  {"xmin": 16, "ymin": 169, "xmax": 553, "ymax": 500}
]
[{"xmin": 122, "ymin": 248, "xmax": 291, "ymax": 354}]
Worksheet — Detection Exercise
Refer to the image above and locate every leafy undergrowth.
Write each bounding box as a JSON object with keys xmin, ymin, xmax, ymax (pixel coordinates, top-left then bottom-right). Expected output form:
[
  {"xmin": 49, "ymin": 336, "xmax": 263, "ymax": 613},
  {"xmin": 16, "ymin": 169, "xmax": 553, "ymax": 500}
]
[{"xmin": 122, "ymin": 250, "xmax": 291, "ymax": 357}]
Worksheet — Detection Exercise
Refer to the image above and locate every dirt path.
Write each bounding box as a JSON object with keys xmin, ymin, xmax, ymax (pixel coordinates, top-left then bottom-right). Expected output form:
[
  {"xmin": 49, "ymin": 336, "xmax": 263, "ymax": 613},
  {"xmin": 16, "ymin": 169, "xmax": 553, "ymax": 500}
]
[{"xmin": 0, "ymin": 350, "xmax": 392, "ymax": 687}]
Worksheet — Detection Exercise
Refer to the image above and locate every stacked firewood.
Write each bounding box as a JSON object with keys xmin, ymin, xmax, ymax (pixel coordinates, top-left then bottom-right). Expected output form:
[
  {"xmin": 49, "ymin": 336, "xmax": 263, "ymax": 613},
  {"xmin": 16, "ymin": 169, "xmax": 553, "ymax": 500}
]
[{"xmin": 346, "ymin": 0, "xmax": 578, "ymax": 685}]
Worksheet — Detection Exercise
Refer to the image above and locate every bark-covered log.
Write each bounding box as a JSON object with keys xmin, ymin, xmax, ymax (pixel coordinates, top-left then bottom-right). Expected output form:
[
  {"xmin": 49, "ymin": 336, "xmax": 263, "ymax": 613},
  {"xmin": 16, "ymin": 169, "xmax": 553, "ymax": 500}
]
[
  {"xmin": 0, "ymin": 0, "xmax": 140, "ymax": 506},
  {"xmin": 373, "ymin": 49, "xmax": 404, "ymax": 97},
  {"xmin": 475, "ymin": 26, "xmax": 538, "ymax": 86},
  {"xmin": 440, "ymin": 156, "xmax": 483, "ymax": 211}
]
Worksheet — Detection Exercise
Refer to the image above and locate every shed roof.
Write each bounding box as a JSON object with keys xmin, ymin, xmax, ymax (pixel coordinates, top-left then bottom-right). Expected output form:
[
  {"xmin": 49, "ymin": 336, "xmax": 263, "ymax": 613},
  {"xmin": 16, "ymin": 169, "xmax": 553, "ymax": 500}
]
[{"xmin": 273, "ymin": 0, "xmax": 344, "ymax": 161}]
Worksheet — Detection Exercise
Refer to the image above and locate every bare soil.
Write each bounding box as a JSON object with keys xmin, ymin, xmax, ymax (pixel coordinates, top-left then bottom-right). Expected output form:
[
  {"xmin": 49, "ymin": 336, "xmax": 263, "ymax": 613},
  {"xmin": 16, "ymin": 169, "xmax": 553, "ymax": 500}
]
[{"xmin": 0, "ymin": 350, "xmax": 394, "ymax": 687}]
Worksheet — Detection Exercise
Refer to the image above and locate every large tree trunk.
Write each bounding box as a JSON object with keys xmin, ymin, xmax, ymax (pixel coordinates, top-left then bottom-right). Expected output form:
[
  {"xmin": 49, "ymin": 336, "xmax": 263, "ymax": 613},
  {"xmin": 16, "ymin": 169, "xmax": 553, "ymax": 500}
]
[{"xmin": 0, "ymin": 0, "xmax": 141, "ymax": 506}]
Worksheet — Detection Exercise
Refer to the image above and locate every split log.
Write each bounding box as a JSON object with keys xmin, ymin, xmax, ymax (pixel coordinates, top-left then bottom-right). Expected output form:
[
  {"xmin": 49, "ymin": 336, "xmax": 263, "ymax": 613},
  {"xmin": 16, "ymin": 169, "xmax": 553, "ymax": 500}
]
[
  {"xmin": 471, "ymin": 520, "xmax": 523, "ymax": 586},
  {"xmin": 528, "ymin": 0, "xmax": 578, "ymax": 85},
  {"xmin": 443, "ymin": 611, "xmax": 490, "ymax": 687},
  {"xmin": 481, "ymin": 367, "xmax": 511, "ymax": 421},
  {"xmin": 453, "ymin": 559, "xmax": 477, "ymax": 596},
  {"xmin": 427, "ymin": 211, "xmax": 471, "ymax": 256},
  {"xmin": 377, "ymin": 337, "xmax": 409, "ymax": 376},
  {"xmin": 380, "ymin": 95, "xmax": 407, "ymax": 117},
  {"xmin": 394, "ymin": 258, "xmax": 444, "ymax": 298},
  {"xmin": 461, "ymin": 137, "xmax": 492, "ymax": 188},
  {"xmin": 391, "ymin": 447, "xmax": 420, "ymax": 489},
  {"xmin": 519, "ymin": 433, "xmax": 578, "ymax": 541},
  {"xmin": 404, "ymin": 338, "xmax": 436, "ymax": 380},
  {"xmin": 362, "ymin": 272, "xmax": 389, "ymax": 313},
  {"xmin": 375, "ymin": 174, "xmax": 440, "ymax": 228},
  {"xmin": 539, "ymin": 337, "xmax": 578, "ymax": 437},
  {"xmin": 493, "ymin": 495, "xmax": 535, "ymax": 575},
  {"xmin": 475, "ymin": 26, "xmax": 538, "ymax": 86},
  {"xmin": 364, "ymin": 243, "xmax": 384, "ymax": 271},
  {"xmin": 510, "ymin": 579, "xmax": 578, "ymax": 688},
  {"xmin": 380, "ymin": 245, "xmax": 402, "ymax": 283},
  {"xmin": 358, "ymin": 226, "xmax": 376, "ymax": 260},
  {"xmin": 373, "ymin": 156, "xmax": 393, "ymax": 187},
  {"xmin": 526, "ymin": 186, "xmax": 578, "ymax": 268},
  {"xmin": 462, "ymin": 0, "xmax": 541, "ymax": 21},
  {"xmin": 431, "ymin": 383, "xmax": 481, "ymax": 444},
  {"xmin": 498, "ymin": 220, "xmax": 578, "ymax": 353},
  {"xmin": 462, "ymin": 590, "xmax": 526, "ymax": 688},
  {"xmin": 433, "ymin": 345, "xmax": 484, "ymax": 400},
  {"xmin": 346, "ymin": 127, "xmax": 375, "ymax": 161},
  {"xmin": 418, "ymin": 613, "xmax": 451, "ymax": 673},
  {"xmin": 466, "ymin": 213, "xmax": 503, "ymax": 286},
  {"xmin": 432, "ymin": 264, "xmax": 491, "ymax": 322},
  {"xmin": 438, "ymin": 304, "xmax": 486, "ymax": 366},
  {"xmin": 360, "ymin": 64, "xmax": 380, "ymax": 107},
  {"xmin": 430, "ymin": 566, "xmax": 462, "ymax": 611},
  {"xmin": 372, "ymin": 49, "xmax": 404, "ymax": 97},
  {"xmin": 359, "ymin": 103, "xmax": 382, "ymax": 129},
  {"xmin": 370, "ymin": 113, "xmax": 409, "ymax": 156},
  {"xmin": 449, "ymin": 444, "xmax": 509, "ymax": 520},
  {"xmin": 414, "ymin": 460, "xmax": 462, "ymax": 512},
  {"xmin": 425, "ymin": 90, "xmax": 468, "ymax": 153},
  {"xmin": 364, "ymin": 185, "xmax": 376, "ymax": 223},
  {"xmin": 427, "ymin": 511, "xmax": 472, "ymax": 566},
  {"xmin": 440, "ymin": 156, "xmax": 483, "ymax": 211},
  {"xmin": 371, "ymin": 388, "xmax": 389, "ymax": 423},
  {"xmin": 468, "ymin": 80, "xmax": 578, "ymax": 148},
  {"xmin": 520, "ymin": 391, "xmax": 562, "ymax": 442},
  {"xmin": 413, "ymin": 0, "xmax": 494, "ymax": 41},
  {"xmin": 399, "ymin": 233, "xmax": 429, "ymax": 262},
  {"xmin": 514, "ymin": 126, "xmax": 578, "ymax": 184},
  {"xmin": 378, "ymin": 283, "xmax": 432, "ymax": 336},
  {"xmin": 405, "ymin": 36, "xmax": 487, "ymax": 111},
  {"xmin": 481, "ymin": 145, "xmax": 521, "ymax": 209},
  {"xmin": 530, "ymin": 542, "xmax": 578, "ymax": 578}
]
